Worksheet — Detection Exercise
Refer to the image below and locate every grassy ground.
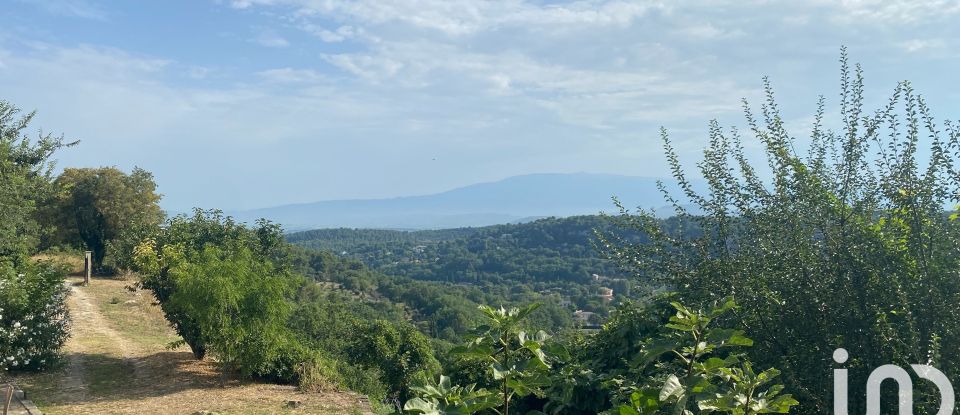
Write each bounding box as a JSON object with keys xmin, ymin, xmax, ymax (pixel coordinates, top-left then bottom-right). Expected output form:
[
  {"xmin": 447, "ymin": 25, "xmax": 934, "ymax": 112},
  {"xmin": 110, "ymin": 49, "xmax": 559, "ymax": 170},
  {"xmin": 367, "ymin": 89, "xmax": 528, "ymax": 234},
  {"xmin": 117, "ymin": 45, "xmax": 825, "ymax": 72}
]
[{"xmin": 11, "ymin": 259, "xmax": 372, "ymax": 415}]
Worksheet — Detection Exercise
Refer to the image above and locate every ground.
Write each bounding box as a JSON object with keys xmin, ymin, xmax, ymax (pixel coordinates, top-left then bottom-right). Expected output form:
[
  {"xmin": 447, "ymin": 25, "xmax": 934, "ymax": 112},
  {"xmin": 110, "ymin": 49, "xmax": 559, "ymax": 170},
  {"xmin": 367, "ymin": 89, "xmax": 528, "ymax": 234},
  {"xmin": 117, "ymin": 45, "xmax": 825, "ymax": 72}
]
[{"xmin": 11, "ymin": 261, "xmax": 372, "ymax": 415}]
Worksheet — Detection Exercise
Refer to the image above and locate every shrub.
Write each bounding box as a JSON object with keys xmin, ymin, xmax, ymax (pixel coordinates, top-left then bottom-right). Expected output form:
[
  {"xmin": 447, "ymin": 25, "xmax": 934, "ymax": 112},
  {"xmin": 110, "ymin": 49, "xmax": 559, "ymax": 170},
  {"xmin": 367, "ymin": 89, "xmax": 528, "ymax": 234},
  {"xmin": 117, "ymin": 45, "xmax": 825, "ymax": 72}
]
[
  {"xmin": 135, "ymin": 209, "xmax": 293, "ymax": 360},
  {"xmin": 601, "ymin": 50, "xmax": 960, "ymax": 413},
  {"xmin": 349, "ymin": 319, "xmax": 441, "ymax": 403},
  {"xmin": 164, "ymin": 246, "xmax": 295, "ymax": 384},
  {"xmin": 0, "ymin": 260, "xmax": 70, "ymax": 373}
]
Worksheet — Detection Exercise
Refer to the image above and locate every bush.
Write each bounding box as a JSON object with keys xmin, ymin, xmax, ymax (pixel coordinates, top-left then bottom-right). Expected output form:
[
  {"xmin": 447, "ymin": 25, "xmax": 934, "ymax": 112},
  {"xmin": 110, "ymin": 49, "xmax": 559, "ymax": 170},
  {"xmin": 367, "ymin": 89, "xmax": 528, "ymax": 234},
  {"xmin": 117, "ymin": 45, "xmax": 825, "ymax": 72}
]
[
  {"xmin": 0, "ymin": 260, "xmax": 70, "ymax": 373},
  {"xmin": 602, "ymin": 51, "xmax": 960, "ymax": 413},
  {"xmin": 349, "ymin": 319, "xmax": 441, "ymax": 402},
  {"xmin": 135, "ymin": 209, "xmax": 293, "ymax": 360},
  {"xmin": 163, "ymin": 246, "xmax": 295, "ymax": 384}
]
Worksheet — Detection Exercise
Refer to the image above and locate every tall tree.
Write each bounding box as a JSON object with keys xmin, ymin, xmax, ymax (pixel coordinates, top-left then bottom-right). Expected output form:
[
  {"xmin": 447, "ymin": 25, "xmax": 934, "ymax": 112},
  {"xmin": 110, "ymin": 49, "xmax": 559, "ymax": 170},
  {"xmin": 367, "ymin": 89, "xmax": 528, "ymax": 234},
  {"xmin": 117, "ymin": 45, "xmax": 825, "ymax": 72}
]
[
  {"xmin": 50, "ymin": 166, "xmax": 163, "ymax": 270},
  {"xmin": 0, "ymin": 100, "xmax": 73, "ymax": 262}
]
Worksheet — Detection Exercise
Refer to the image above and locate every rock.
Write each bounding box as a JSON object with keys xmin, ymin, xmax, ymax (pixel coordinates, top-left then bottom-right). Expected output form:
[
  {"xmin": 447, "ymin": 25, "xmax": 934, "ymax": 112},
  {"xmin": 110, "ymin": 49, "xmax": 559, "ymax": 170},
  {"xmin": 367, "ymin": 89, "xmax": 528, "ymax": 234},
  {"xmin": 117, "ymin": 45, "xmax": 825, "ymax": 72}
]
[{"xmin": 286, "ymin": 400, "xmax": 304, "ymax": 409}]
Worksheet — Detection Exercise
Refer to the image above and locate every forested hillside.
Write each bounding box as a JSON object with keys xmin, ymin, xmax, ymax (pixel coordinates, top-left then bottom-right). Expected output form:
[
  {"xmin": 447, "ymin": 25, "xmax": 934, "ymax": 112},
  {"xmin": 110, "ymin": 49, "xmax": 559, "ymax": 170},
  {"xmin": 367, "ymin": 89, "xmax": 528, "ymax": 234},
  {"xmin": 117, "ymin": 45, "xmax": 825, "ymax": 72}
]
[
  {"xmin": 289, "ymin": 216, "xmax": 631, "ymax": 282},
  {"xmin": 288, "ymin": 216, "xmax": 670, "ymax": 323}
]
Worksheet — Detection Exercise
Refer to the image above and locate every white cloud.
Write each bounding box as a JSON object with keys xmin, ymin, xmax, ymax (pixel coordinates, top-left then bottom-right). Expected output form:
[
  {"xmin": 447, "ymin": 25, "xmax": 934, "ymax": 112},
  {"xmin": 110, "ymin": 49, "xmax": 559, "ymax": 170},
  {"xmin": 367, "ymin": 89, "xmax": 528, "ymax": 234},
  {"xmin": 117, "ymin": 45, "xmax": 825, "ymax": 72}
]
[
  {"xmin": 229, "ymin": 0, "xmax": 667, "ymax": 35},
  {"xmin": 252, "ymin": 30, "xmax": 290, "ymax": 48},
  {"xmin": 301, "ymin": 24, "xmax": 356, "ymax": 42},
  {"xmin": 257, "ymin": 67, "xmax": 329, "ymax": 83},
  {"xmin": 825, "ymin": 0, "xmax": 960, "ymax": 24},
  {"xmin": 898, "ymin": 38, "xmax": 947, "ymax": 53}
]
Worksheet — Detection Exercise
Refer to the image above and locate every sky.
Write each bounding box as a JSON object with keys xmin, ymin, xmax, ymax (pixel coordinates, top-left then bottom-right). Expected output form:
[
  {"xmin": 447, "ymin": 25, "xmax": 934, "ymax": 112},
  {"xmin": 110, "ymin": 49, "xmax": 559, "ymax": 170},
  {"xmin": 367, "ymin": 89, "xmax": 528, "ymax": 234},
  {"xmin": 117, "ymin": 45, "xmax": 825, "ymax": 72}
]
[{"xmin": 1, "ymin": 0, "xmax": 958, "ymax": 211}]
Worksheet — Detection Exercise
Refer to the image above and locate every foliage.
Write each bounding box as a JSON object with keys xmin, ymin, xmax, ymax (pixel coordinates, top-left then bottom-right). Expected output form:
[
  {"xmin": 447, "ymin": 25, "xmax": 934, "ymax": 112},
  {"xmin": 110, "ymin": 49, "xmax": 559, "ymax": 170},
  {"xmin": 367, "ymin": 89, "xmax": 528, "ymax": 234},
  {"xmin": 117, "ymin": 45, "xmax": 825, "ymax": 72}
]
[
  {"xmin": 403, "ymin": 375, "xmax": 498, "ymax": 415},
  {"xmin": 0, "ymin": 260, "xmax": 70, "ymax": 374},
  {"xmin": 135, "ymin": 209, "xmax": 293, "ymax": 360},
  {"xmin": 0, "ymin": 100, "xmax": 73, "ymax": 262},
  {"xmin": 289, "ymin": 216, "xmax": 650, "ymax": 325},
  {"xmin": 0, "ymin": 99, "xmax": 73, "ymax": 379},
  {"xmin": 288, "ymin": 216, "xmax": 633, "ymax": 286},
  {"xmin": 164, "ymin": 245, "xmax": 295, "ymax": 383},
  {"xmin": 616, "ymin": 298, "xmax": 797, "ymax": 415},
  {"xmin": 539, "ymin": 300, "xmax": 672, "ymax": 414},
  {"xmin": 350, "ymin": 319, "xmax": 442, "ymax": 403},
  {"xmin": 600, "ymin": 50, "xmax": 960, "ymax": 413},
  {"xmin": 448, "ymin": 303, "xmax": 561, "ymax": 415},
  {"xmin": 47, "ymin": 166, "xmax": 163, "ymax": 271}
]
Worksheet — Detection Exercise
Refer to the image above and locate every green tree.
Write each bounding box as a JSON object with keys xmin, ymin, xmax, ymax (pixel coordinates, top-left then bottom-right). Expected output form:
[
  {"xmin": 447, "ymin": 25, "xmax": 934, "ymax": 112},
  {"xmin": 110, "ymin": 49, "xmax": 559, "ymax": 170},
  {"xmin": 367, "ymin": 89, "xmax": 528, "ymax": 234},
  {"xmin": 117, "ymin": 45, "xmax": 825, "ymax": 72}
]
[
  {"xmin": 50, "ymin": 166, "xmax": 163, "ymax": 271},
  {"xmin": 0, "ymin": 100, "xmax": 73, "ymax": 262},
  {"xmin": 165, "ymin": 245, "xmax": 295, "ymax": 384},
  {"xmin": 135, "ymin": 209, "xmax": 292, "ymax": 359},
  {"xmin": 0, "ymin": 100, "xmax": 73, "ymax": 383},
  {"xmin": 350, "ymin": 319, "xmax": 441, "ymax": 403},
  {"xmin": 601, "ymin": 50, "xmax": 960, "ymax": 413}
]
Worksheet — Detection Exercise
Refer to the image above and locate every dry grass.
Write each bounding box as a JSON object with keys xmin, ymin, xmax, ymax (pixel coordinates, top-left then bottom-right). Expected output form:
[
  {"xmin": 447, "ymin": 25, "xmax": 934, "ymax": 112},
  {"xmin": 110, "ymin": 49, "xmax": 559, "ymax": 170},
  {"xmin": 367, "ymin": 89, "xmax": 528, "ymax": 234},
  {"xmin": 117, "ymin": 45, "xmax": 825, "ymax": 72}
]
[{"xmin": 12, "ymin": 260, "xmax": 372, "ymax": 415}]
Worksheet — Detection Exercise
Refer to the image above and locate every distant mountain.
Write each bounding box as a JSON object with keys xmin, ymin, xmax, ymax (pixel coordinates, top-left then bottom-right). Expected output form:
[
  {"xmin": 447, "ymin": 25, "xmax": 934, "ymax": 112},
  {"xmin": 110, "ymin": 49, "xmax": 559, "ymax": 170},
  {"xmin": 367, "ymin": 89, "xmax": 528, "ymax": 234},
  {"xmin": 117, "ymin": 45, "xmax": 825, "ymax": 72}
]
[{"xmin": 231, "ymin": 173, "xmax": 692, "ymax": 230}]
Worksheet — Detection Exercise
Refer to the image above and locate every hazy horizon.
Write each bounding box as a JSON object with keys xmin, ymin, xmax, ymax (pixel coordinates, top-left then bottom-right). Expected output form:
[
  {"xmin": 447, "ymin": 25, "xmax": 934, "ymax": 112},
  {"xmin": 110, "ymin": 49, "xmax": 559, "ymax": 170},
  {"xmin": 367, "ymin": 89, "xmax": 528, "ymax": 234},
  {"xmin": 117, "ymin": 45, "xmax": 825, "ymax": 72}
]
[{"xmin": 2, "ymin": 1, "xmax": 958, "ymax": 211}]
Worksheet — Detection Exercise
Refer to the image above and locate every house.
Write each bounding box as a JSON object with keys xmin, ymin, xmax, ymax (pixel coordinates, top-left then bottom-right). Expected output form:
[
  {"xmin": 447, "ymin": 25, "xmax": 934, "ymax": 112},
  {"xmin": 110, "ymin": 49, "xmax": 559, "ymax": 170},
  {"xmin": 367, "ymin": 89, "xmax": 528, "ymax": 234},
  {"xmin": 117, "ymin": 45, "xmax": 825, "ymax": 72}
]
[{"xmin": 573, "ymin": 310, "xmax": 596, "ymax": 324}]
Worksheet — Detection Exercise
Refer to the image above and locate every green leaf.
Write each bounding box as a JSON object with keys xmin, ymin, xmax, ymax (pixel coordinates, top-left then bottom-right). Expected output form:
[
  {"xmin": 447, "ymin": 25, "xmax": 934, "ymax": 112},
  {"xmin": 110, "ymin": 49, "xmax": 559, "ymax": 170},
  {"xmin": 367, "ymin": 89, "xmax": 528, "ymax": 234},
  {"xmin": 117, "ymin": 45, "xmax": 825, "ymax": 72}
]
[
  {"xmin": 705, "ymin": 329, "xmax": 753, "ymax": 347},
  {"xmin": 632, "ymin": 337, "xmax": 681, "ymax": 368},
  {"xmin": 403, "ymin": 397, "xmax": 440, "ymax": 415},
  {"xmin": 659, "ymin": 374, "xmax": 685, "ymax": 402}
]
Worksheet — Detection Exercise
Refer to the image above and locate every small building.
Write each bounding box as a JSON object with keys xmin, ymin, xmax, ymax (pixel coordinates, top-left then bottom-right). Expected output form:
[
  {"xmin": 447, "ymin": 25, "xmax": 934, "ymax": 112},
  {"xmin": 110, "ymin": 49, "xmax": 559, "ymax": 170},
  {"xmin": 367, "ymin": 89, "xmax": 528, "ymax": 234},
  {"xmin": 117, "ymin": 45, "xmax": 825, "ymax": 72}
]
[
  {"xmin": 573, "ymin": 310, "xmax": 596, "ymax": 324},
  {"xmin": 598, "ymin": 287, "xmax": 614, "ymax": 301}
]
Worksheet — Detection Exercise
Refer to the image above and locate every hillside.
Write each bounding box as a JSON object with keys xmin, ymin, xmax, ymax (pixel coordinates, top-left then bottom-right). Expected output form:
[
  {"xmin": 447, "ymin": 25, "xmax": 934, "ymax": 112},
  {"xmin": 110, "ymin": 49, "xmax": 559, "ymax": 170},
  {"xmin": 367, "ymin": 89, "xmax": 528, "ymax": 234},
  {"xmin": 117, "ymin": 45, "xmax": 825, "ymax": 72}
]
[
  {"xmin": 233, "ymin": 173, "xmax": 689, "ymax": 230},
  {"xmin": 11, "ymin": 266, "xmax": 371, "ymax": 415},
  {"xmin": 288, "ymin": 215, "xmax": 646, "ymax": 283},
  {"xmin": 286, "ymin": 216, "xmax": 664, "ymax": 337}
]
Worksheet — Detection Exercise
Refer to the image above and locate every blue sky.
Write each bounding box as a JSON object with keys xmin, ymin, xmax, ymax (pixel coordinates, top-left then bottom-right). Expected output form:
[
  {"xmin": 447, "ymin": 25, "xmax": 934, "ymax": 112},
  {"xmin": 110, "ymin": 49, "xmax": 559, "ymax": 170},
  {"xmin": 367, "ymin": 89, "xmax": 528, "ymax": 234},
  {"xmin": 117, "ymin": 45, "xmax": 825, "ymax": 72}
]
[{"xmin": 1, "ymin": 0, "xmax": 958, "ymax": 211}]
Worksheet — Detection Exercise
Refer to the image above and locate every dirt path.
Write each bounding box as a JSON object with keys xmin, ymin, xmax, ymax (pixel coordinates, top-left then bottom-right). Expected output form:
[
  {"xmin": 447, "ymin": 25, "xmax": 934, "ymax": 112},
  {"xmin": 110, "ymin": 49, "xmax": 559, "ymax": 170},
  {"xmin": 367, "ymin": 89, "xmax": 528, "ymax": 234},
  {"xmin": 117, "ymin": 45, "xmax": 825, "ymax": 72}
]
[
  {"xmin": 14, "ymin": 276, "xmax": 373, "ymax": 414},
  {"xmin": 60, "ymin": 281, "xmax": 142, "ymax": 399}
]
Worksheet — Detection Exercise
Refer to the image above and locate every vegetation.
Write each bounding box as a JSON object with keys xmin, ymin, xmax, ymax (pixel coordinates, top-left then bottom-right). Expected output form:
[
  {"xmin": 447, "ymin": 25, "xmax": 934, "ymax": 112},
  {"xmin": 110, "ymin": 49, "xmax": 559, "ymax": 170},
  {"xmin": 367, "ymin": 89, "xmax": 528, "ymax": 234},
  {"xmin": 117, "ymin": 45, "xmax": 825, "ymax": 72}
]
[
  {"xmin": 0, "ymin": 261, "xmax": 70, "ymax": 373},
  {"xmin": 614, "ymin": 299, "xmax": 797, "ymax": 415},
  {"xmin": 46, "ymin": 167, "xmax": 164, "ymax": 272},
  {"xmin": 134, "ymin": 210, "xmax": 290, "ymax": 360},
  {"xmin": 5, "ymin": 51, "xmax": 960, "ymax": 415},
  {"xmin": 165, "ymin": 246, "xmax": 295, "ymax": 384},
  {"xmin": 401, "ymin": 298, "xmax": 796, "ymax": 415},
  {"xmin": 288, "ymin": 216, "xmax": 633, "ymax": 286},
  {"xmin": 0, "ymin": 100, "xmax": 72, "ymax": 376},
  {"xmin": 601, "ymin": 50, "xmax": 960, "ymax": 413}
]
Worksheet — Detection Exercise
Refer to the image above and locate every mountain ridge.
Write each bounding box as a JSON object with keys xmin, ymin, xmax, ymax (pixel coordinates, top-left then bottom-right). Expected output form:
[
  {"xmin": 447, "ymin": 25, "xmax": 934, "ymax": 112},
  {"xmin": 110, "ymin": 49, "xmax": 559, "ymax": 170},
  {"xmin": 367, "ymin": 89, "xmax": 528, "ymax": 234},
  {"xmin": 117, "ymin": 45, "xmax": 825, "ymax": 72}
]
[{"xmin": 230, "ymin": 173, "xmax": 688, "ymax": 230}]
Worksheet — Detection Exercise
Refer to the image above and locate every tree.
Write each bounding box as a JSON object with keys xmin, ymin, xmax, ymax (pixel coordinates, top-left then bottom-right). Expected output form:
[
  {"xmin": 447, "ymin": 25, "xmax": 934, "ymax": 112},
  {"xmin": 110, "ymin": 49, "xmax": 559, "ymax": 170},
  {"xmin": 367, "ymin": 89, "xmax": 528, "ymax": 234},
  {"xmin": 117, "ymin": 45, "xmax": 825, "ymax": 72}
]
[
  {"xmin": 0, "ymin": 100, "xmax": 73, "ymax": 262},
  {"xmin": 0, "ymin": 99, "xmax": 73, "ymax": 378},
  {"xmin": 135, "ymin": 209, "xmax": 292, "ymax": 359},
  {"xmin": 601, "ymin": 50, "xmax": 960, "ymax": 413},
  {"xmin": 165, "ymin": 245, "xmax": 294, "ymax": 384},
  {"xmin": 350, "ymin": 319, "xmax": 441, "ymax": 403},
  {"xmin": 50, "ymin": 166, "xmax": 163, "ymax": 271}
]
